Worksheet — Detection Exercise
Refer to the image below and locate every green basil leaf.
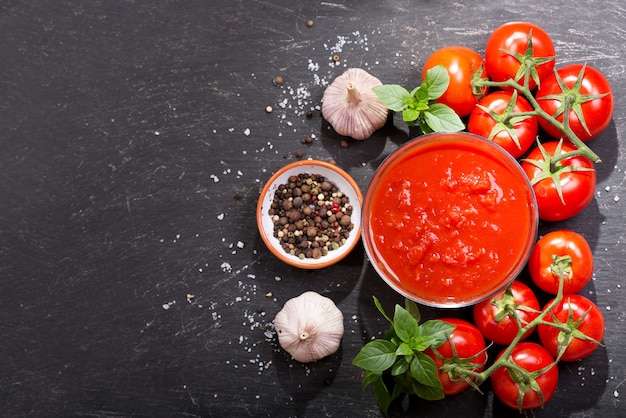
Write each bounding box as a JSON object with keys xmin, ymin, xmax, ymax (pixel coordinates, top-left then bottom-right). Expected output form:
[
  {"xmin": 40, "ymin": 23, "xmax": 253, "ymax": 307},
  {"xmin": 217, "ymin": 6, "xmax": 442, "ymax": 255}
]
[
  {"xmin": 396, "ymin": 342, "xmax": 414, "ymax": 357},
  {"xmin": 393, "ymin": 305, "xmax": 420, "ymax": 343},
  {"xmin": 402, "ymin": 108, "xmax": 420, "ymax": 123},
  {"xmin": 422, "ymin": 65, "xmax": 450, "ymax": 100},
  {"xmin": 404, "ymin": 299, "xmax": 421, "ymax": 322},
  {"xmin": 391, "ymin": 357, "xmax": 410, "ymax": 376},
  {"xmin": 352, "ymin": 340, "xmax": 398, "ymax": 372},
  {"xmin": 423, "ymin": 103, "xmax": 465, "ymax": 133},
  {"xmin": 361, "ymin": 370, "xmax": 382, "ymax": 390},
  {"xmin": 372, "ymin": 378, "xmax": 393, "ymax": 416},
  {"xmin": 412, "ymin": 381, "xmax": 445, "ymax": 401},
  {"xmin": 420, "ymin": 319, "xmax": 455, "ymax": 348},
  {"xmin": 414, "ymin": 84, "xmax": 430, "ymax": 104},
  {"xmin": 373, "ymin": 84, "xmax": 411, "ymax": 112},
  {"xmin": 408, "ymin": 335, "xmax": 437, "ymax": 352},
  {"xmin": 373, "ymin": 295, "xmax": 393, "ymax": 325},
  {"xmin": 410, "ymin": 351, "xmax": 441, "ymax": 388}
]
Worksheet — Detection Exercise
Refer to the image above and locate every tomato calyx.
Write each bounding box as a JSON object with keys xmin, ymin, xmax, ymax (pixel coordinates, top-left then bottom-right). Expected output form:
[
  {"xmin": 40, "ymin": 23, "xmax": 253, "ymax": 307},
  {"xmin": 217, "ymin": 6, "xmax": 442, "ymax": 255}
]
[
  {"xmin": 522, "ymin": 139, "xmax": 595, "ymax": 204},
  {"xmin": 475, "ymin": 90, "xmax": 536, "ymax": 150},
  {"xmin": 537, "ymin": 63, "xmax": 610, "ymax": 138},
  {"xmin": 491, "ymin": 286, "xmax": 540, "ymax": 328},
  {"xmin": 471, "ymin": 62, "xmax": 489, "ymax": 98},
  {"xmin": 500, "ymin": 29, "xmax": 556, "ymax": 90},
  {"xmin": 550, "ymin": 254, "xmax": 573, "ymax": 282},
  {"xmin": 544, "ymin": 299, "xmax": 604, "ymax": 361},
  {"xmin": 428, "ymin": 336, "xmax": 488, "ymax": 392},
  {"xmin": 500, "ymin": 358, "xmax": 557, "ymax": 410}
]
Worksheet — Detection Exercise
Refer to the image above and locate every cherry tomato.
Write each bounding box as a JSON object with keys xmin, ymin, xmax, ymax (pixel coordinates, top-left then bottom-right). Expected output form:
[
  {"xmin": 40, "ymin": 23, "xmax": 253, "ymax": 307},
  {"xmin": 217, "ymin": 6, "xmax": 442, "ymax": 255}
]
[
  {"xmin": 467, "ymin": 90, "xmax": 538, "ymax": 158},
  {"xmin": 485, "ymin": 22, "xmax": 555, "ymax": 91},
  {"xmin": 472, "ymin": 281, "xmax": 540, "ymax": 345},
  {"xmin": 521, "ymin": 140, "xmax": 596, "ymax": 222},
  {"xmin": 491, "ymin": 342, "xmax": 559, "ymax": 410},
  {"xmin": 536, "ymin": 64, "xmax": 614, "ymax": 142},
  {"xmin": 528, "ymin": 230, "xmax": 594, "ymax": 294},
  {"xmin": 538, "ymin": 294, "xmax": 605, "ymax": 362},
  {"xmin": 422, "ymin": 46, "xmax": 488, "ymax": 117},
  {"xmin": 423, "ymin": 318, "xmax": 487, "ymax": 395}
]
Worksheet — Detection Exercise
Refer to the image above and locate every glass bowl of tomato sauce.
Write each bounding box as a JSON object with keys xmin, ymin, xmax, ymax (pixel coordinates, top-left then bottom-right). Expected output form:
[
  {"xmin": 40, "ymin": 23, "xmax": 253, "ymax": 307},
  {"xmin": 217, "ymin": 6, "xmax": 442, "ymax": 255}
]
[{"xmin": 361, "ymin": 132, "xmax": 538, "ymax": 308}]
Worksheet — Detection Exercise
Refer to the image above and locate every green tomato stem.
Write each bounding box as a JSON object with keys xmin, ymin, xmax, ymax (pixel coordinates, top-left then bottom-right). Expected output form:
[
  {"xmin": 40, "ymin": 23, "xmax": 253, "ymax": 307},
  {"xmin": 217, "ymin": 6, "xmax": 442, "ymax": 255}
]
[
  {"xmin": 473, "ymin": 77, "xmax": 601, "ymax": 163},
  {"xmin": 474, "ymin": 271, "xmax": 566, "ymax": 385}
]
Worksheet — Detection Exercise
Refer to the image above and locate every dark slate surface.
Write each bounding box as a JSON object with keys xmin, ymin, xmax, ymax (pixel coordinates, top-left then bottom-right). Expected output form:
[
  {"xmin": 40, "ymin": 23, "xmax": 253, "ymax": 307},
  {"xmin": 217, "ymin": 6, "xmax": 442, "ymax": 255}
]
[{"xmin": 1, "ymin": 1, "xmax": 624, "ymax": 417}]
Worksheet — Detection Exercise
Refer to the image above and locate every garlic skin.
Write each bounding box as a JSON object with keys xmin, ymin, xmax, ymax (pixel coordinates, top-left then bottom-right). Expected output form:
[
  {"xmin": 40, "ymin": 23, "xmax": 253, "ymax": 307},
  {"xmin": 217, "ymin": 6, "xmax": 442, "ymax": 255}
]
[
  {"xmin": 322, "ymin": 68, "xmax": 388, "ymax": 140},
  {"xmin": 273, "ymin": 291, "xmax": 344, "ymax": 363}
]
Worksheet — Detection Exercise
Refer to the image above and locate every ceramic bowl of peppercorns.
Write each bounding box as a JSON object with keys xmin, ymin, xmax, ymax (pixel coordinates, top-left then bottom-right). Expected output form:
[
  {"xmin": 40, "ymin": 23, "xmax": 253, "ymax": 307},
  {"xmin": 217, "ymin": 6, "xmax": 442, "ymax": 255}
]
[{"xmin": 256, "ymin": 159, "xmax": 363, "ymax": 269}]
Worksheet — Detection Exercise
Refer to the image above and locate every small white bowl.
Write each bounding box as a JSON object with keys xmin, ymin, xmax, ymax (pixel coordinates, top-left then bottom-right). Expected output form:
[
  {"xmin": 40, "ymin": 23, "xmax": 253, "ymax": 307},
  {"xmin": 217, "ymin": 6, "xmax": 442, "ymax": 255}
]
[{"xmin": 257, "ymin": 160, "xmax": 363, "ymax": 269}]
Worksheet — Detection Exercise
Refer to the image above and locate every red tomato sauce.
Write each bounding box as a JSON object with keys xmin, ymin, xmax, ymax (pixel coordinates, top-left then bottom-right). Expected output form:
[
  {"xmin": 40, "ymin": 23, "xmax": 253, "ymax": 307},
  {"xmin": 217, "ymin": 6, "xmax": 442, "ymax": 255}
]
[{"xmin": 366, "ymin": 136, "xmax": 535, "ymax": 304}]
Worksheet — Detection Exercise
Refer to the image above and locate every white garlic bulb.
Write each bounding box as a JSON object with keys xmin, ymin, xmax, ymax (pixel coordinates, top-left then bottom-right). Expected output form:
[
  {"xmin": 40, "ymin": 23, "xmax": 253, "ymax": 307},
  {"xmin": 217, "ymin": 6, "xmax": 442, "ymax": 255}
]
[
  {"xmin": 273, "ymin": 291, "xmax": 344, "ymax": 363},
  {"xmin": 321, "ymin": 68, "xmax": 388, "ymax": 140}
]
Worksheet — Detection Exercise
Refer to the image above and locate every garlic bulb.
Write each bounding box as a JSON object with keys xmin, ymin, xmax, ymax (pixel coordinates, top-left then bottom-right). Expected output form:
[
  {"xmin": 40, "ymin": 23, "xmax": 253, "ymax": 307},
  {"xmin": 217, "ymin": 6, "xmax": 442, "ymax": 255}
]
[
  {"xmin": 321, "ymin": 68, "xmax": 388, "ymax": 140},
  {"xmin": 273, "ymin": 291, "xmax": 344, "ymax": 363}
]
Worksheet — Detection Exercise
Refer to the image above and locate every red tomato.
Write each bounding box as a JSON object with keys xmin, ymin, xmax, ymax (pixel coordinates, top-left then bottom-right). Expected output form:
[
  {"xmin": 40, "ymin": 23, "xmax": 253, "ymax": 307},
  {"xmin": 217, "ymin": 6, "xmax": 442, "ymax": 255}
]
[
  {"xmin": 536, "ymin": 64, "xmax": 614, "ymax": 142},
  {"xmin": 538, "ymin": 294, "xmax": 605, "ymax": 362},
  {"xmin": 491, "ymin": 342, "xmax": 559, "ymax": 410},
  {"xmin": 485, "ymin": 22, "xmax": 555, "ymax": 90},
  {"xmin": 422, "ymin": 46, "xmax": 488, "ymax": 117},
  {"xmin": 472, "ymin": 281, "xmax": 540, "ymax": 345},
  {"xmin": 521, "ymin": 140, "xmax": 596, "ymax": 222},
  {"xmin": 423, "ymin": 318, "xmax": 487, "ymax": 395},
  {"xmin": 528, "ymin": 230, "xmax": 594, "ymax": 294},
  {"xmin": 467, "ymin": 90, "xmax": 538, "ymax": 158}
]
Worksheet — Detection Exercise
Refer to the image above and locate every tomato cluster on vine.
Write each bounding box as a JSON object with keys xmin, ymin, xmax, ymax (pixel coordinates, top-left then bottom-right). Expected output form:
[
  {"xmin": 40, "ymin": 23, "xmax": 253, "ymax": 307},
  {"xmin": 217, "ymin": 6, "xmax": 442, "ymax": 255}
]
[
  {"xmin": 423, "ymin": 21, "xmax": 613, "ymax": 223},
  {"xmin": 410, "ymin": 228, "xmax": 605, "ymax": 411},
  {"xmin": 418, "ymin": 21, "xmax": 608, "ymax": 410}
]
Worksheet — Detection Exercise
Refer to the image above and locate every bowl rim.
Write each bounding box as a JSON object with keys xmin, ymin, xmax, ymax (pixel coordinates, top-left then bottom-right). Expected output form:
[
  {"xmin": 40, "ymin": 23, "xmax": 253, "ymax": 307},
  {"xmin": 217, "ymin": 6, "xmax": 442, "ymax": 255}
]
[
  {"xmin": 256, "ymin": 159, "xmax": 363, "ymax": 269},
  {"xmin": 361, "ymin": 132, "xmax": 538, "ymax": 307}
]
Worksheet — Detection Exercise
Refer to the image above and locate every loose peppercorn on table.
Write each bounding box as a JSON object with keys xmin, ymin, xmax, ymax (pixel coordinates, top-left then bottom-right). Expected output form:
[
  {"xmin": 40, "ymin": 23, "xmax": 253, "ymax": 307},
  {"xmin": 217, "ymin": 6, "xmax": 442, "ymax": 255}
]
[{"xmin": 1, "ymin": 1, "xmax": 624, "ymax": 417}]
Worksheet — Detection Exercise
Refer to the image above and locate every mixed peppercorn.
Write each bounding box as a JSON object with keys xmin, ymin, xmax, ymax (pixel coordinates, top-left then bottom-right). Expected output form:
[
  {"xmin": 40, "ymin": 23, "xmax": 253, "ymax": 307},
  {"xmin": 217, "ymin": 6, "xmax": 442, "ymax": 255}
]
[{"xmin": 268, "ymin": 173, "xmax": 354, "ymax": 259}]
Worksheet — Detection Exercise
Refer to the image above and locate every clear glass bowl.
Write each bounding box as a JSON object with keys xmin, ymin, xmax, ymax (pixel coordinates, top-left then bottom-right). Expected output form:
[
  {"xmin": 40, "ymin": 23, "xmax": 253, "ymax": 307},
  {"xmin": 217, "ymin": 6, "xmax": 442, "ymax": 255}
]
[{"xmin": 361, "ymin": 132, "xmax": 538, "ymax": 307}]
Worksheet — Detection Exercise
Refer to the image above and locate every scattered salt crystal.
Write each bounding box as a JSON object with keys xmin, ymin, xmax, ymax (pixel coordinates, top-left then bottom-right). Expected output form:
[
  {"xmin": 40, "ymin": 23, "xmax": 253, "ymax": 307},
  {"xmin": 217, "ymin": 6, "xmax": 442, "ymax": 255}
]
[
  {"xmin": 210, "ymin": 174, "xmax": 219, "ymax": 183},
  {"xmin": 614, "ymin": 195, "xmax": 620, "ymax": 202},
  {"xmin": 274, "ymin": 276, "xmax": 282, "ymax": 281},
  {"xmin": 243, "ymin": 128, "xmax": 251, "ymax": 136},
  {"xmin": 217, "ymin": 213, "xmax": 225, "ymax": 220},
  {"xmin": 615, "ymin": 390, "xmax": 619, "ymax": 398},
  {"xmin": 605, "ymin": 186, "xmax": 611, "ymax": 192},
  {"xmin": 162, "ymin": 300, "xmax": 176, "ymax": 310}
]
